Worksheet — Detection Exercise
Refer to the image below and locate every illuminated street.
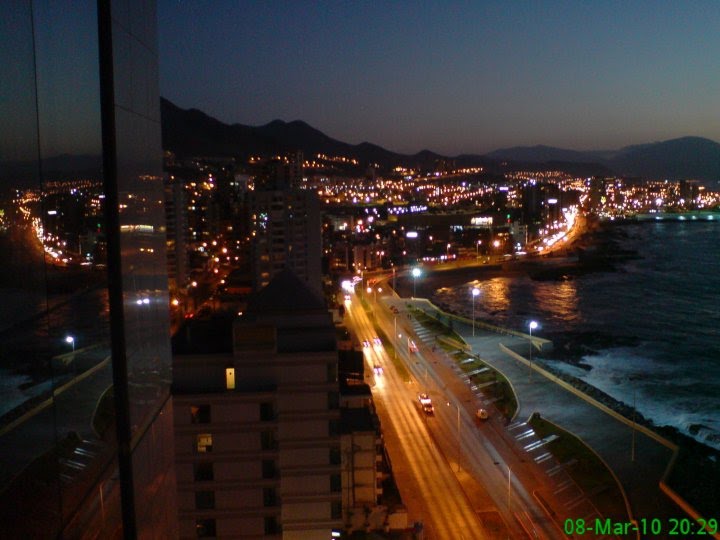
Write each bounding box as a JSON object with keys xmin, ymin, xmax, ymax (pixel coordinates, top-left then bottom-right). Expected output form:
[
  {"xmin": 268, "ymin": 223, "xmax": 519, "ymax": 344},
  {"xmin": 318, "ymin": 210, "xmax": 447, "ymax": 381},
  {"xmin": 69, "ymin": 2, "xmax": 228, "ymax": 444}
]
[{"xmin": 345, "ymin": 290, "xmax": 568, "ymax": 539}]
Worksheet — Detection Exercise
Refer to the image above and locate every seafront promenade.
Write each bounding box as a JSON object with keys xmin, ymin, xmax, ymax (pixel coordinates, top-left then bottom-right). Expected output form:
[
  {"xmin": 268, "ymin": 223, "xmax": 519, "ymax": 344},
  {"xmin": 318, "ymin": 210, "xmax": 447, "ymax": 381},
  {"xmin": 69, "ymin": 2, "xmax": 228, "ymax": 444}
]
[{"xmin": 404, "ymin": 297, "xmax": 686, "ymax": 527}]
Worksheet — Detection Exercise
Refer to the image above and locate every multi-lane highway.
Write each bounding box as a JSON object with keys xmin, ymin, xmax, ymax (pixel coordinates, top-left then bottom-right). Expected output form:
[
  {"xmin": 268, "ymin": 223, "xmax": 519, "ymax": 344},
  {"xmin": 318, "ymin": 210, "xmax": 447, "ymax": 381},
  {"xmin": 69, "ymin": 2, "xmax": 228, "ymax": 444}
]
[
  {"xmin": 345, "ymin": 295, "xmax": 494, "ymax": 539},
  {"xmin": 344, "ymin": 288, "xmax": 567, "ymax": 539}
]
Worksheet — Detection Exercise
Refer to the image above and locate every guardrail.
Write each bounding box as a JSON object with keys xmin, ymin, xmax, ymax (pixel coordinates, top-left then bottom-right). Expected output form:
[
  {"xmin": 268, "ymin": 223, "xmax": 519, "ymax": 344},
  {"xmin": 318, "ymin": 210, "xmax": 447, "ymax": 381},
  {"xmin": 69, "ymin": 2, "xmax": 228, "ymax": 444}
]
[{"xmin": 408, "ymin": 297, "xmax": 554, "ymax": 353}]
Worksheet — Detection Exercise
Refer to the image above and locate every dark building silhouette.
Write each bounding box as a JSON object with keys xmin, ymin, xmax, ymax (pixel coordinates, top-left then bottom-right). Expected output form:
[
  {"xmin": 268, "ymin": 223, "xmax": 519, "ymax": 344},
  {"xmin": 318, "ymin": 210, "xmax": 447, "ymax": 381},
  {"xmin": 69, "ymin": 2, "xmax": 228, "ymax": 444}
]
[{"xmin": 172, "ymin": 269, "xmax": 342, "ymax": 537}]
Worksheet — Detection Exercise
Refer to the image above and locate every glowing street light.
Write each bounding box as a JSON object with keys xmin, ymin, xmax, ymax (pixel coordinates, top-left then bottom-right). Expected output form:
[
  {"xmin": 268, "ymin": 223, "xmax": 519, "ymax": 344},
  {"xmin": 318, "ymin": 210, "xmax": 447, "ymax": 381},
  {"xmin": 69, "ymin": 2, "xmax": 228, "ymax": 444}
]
[
  {"xmin": 446, "ymin": 399, "xmax": 461, "ymax": 471},
  {"xmin": 471, "ymin": 288, "xmax": 480, "ymax": 336},
  {"xmin": 528, "ymin": 320, "xmax": 538, "ymax": 376},
  {"xmin": 65, "ymin": 335, "xmax": 75, "ymax": 352},
  {"xmin": 411, "ymin": 267, "xmax": 421, "ymax": 298}
]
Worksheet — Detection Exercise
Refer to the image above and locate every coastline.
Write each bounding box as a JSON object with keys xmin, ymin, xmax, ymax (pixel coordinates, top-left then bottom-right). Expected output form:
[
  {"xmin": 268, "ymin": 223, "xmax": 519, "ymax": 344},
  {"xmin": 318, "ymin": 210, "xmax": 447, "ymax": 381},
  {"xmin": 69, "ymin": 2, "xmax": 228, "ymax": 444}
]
[
  {"xmin": 395, "ymin": 220, "xmax": 720, "ymax": 516},
  {"xmin": 402, "ymin": 221, "xmax": 718, "ymax": 451}
]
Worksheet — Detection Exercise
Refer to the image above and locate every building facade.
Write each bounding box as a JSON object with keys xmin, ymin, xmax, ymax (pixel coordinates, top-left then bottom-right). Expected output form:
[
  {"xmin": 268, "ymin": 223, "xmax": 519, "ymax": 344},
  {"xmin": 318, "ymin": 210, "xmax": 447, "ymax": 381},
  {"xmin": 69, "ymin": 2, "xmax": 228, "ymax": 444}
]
[
  {"xmin": 249, "ymin": 155, "xmax": 322, "ymax": 294},
  {"xmin": 173, "ymin": 270, "xmax": 343, "ymax": 538}
]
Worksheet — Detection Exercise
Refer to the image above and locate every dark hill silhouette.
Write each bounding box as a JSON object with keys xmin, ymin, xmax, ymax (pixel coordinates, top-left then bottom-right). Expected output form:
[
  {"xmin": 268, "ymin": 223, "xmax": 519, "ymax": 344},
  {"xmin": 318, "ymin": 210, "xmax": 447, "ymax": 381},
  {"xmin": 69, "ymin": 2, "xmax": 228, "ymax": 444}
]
[
  {"xmin": 160, "ymin": 98, "xmax": 719, "ymax": 183},
  {"xmin": 487, "ymin": 137, "xmax": 720, "ymax": 185},
  {"xmin": 161, "ymin": 98, "xmax": 495, "ymax": 172}
]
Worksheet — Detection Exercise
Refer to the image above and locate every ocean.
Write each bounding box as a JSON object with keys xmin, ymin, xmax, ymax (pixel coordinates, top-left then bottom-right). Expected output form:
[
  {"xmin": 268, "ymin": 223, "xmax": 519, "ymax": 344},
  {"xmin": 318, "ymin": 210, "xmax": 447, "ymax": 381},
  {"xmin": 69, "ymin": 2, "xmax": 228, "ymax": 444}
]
[{"xmin": 432, "ymin": 221, "xmax": 720, "ymax": 450}]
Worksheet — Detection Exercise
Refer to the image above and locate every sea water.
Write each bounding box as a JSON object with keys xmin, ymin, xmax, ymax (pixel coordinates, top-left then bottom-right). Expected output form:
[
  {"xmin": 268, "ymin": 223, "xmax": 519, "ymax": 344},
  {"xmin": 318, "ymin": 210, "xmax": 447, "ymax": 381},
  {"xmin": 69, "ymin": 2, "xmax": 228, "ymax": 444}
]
[{"xmin": 434, "ymin": 221, "xmax": 720, "ymax": 449}]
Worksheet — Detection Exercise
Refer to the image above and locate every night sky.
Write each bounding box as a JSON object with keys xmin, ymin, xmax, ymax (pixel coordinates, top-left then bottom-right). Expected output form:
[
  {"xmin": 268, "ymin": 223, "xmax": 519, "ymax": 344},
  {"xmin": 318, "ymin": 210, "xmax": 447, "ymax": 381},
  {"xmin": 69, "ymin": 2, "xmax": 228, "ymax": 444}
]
[{"xmin": 158, "ymin": 1, "xmax": 720, "ymax": 156}]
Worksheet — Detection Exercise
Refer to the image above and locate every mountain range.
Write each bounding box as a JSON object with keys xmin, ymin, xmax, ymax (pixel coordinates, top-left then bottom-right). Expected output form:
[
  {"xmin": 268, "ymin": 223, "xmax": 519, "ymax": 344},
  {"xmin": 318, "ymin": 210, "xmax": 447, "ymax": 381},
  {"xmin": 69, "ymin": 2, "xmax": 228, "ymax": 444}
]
[{"xmin": 169, "ymin": 98, "xmax": 719, "ymax": 186}]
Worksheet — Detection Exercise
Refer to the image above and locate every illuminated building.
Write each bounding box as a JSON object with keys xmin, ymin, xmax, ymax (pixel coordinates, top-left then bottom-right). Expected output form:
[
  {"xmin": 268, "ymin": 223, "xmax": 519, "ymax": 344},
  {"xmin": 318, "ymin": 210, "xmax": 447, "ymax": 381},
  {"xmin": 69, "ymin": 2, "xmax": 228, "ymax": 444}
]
[{"xmin": 250, "ymin": 154, "xmax": 322, "ymax": 294}]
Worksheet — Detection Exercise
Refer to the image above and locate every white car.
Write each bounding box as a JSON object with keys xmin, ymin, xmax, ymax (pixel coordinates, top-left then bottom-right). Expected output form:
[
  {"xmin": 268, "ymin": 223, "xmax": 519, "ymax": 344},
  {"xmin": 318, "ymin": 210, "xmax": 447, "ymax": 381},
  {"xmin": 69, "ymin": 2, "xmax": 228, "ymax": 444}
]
[{"xmin": 417, "ymin": 393, "xmax": 434, "ymax": 415}]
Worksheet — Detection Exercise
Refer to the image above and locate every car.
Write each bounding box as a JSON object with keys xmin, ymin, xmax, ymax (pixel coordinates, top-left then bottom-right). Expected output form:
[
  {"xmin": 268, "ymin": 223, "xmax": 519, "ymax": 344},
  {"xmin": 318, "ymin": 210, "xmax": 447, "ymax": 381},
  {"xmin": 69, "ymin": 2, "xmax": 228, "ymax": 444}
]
[
  {"xmin": 362, "ymin": 340, "xmax": 370, "ymax": 348},
  {"xmin": 390, "ymin": 306, "xmax": 399, "ymax": 314},
  {"xmin": 344, "ymin": 294, "xmax": 351, "ymax": 302},
  {"xmin": 408, "ymin": 339, "xmax": 418, "ymax": 353},
  {"xmin": 417, "ymin": 393, "xmax": 434, "ymax": 415},
  {"xmin": 373, "ymin": 364, "xmax": 383, "ymax": 375},
  {"xmin": 476, "ymin": 408, "xmax": 489, "ymax": 420},
  {"xmin": 373, "ymin": 336, "xmax": 381, "ymax": 346}
]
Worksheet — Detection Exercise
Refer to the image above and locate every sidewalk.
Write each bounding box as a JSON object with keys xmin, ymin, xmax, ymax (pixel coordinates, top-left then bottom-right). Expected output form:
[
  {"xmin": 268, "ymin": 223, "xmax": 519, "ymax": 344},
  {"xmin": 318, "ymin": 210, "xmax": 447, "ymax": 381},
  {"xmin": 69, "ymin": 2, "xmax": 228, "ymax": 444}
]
[{"xmin": 402, "ymin": 298, "xmax": 683, "ymax": 525}]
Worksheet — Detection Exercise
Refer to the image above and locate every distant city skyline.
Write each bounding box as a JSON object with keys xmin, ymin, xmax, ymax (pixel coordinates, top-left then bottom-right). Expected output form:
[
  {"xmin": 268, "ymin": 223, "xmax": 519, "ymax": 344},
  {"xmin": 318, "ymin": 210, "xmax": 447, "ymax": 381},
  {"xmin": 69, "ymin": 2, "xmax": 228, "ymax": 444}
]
[{"xmin": 158, "ymin": 1, "xmax": 720, "ymax": 156}]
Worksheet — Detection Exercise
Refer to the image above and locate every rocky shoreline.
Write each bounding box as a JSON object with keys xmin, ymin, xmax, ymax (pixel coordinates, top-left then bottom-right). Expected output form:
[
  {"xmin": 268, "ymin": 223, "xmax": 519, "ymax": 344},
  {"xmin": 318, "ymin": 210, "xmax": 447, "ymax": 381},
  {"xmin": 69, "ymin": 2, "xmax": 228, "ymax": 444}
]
[{"xmin": 398, "ymin": 219, "xmax": 720, "ymax": 515}]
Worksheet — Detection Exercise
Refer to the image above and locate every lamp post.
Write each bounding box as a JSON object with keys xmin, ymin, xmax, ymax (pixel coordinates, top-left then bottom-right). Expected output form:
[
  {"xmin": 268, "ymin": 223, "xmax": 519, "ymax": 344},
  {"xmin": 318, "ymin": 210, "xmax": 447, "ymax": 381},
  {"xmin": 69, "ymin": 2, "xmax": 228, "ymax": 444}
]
[
  {"xmin": 507, "ymin": 466, "xmax": 512, "ymax": 510},
  {"xmin": 394, "ymin": 316, "xmax": 397, "ymax": 360},
  {"xmin": 476, "ymin": 240, "xmax": 481, "ymax": 260},
  {"xmin": 65, "ymin": 335, "xmax": 75, "ymax": 352},
  {"xmin": 471, "ymin": 288, "xmax": 480, "ymax": 336},
  {"xmin": 631, "ymin": 386, "xmax": 636, "ymax": 462},
  {"xmin": 446, "ymin": 400, "xmax": 461, "ymax": 471},
  {"xmin": 411, "ymin": 267, "xmax": 421, "ymax": 298},
  {"xmin": 528, "ymin": 321, "xmax": 538, "ymax": 376}
]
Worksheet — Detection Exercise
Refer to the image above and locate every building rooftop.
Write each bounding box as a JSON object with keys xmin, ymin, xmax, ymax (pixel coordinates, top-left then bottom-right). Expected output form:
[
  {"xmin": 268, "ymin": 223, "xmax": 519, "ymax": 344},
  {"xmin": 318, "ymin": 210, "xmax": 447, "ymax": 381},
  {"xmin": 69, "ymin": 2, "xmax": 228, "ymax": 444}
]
[
  {"xmin": 172, "ymin": 312, "xmax": 234, "ymax": 355},
  {"xmin": 235, "ymin": 268, "xmax": 336, "ymax": 353},
  {"xmin": 245, "ymin": 267, "xmax": 326, "ymax": 315}
]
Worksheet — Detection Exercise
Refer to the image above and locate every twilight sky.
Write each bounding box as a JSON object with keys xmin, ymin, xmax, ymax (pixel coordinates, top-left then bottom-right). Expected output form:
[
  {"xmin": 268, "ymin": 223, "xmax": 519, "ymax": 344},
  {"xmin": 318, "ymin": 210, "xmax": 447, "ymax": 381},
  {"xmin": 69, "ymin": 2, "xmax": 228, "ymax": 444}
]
[{"xmin": 158, "ymin": 1, "xmax": 720, "ymax": 156}]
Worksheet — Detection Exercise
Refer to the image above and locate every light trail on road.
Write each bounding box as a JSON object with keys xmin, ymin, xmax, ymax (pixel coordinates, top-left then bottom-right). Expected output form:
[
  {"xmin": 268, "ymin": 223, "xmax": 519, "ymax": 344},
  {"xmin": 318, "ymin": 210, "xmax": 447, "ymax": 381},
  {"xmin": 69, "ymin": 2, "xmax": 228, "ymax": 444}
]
[
  {"xmin": 347, "ymin": 287, "xmax": 570, "ymax": 540},
  {"xmin": 346, "ymin": 297, "xmax": 491, "ymax": 539}
]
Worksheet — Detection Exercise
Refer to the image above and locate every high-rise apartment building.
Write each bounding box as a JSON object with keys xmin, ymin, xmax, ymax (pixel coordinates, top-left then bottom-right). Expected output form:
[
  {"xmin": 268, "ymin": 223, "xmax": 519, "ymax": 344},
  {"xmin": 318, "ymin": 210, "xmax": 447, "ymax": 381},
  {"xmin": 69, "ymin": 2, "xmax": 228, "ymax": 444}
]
[
  {"xmin": 165, "ymin": 176, "xmax": 190, "ymax": 291},
  {"xmin": 0, "ymin": 1, "xmax": 177, "ymax": 537},
  {"xmin": 173, "ymin": 269, "xmax": 343, "ymax": 538},
  {"xmin": 250, "ymin": 155, "xmax": 322, "ymax": 294}
]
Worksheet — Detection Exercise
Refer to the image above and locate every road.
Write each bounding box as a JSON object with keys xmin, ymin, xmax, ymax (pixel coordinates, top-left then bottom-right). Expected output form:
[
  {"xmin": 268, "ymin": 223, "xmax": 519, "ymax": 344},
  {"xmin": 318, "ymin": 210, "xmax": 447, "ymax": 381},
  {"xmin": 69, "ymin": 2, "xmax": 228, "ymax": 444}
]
[
  {"xmin": 346, "ymin": 296, "xmax": 494, "ymax": 539},
  {"xmin": 345, "ymin": 290, "xmax": 569, "ymax": 539}
]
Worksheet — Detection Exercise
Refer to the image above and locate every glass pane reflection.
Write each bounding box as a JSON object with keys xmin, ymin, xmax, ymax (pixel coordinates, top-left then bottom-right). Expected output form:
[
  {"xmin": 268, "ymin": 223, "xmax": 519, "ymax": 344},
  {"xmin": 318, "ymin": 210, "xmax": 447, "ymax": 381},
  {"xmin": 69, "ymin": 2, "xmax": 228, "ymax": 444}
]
[{"xmin": 0, "ymin": 1, "xmax": 115, "ymax": 537}]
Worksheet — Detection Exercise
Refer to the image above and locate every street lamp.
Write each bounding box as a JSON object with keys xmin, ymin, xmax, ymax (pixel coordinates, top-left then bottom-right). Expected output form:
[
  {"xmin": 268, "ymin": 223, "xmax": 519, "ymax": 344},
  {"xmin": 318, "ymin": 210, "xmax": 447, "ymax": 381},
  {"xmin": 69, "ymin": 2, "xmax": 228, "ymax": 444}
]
[
  {"xmin": 476, "ymin": 239, "xmax": 481, "ymax": 260},
  {"xmin": 471, "ymin": 288, "xmax": 480, "ymax": 336},
  {"xmin": 411, "ymin": 267, "xmax": 421, "ymax": 298},
  {"xmin": 528, "ymin": 321, "xmax": 538, "ymax": 376},
  {"xmin": 65, "ymin": 335, "xmax": 75, "ymax": 352},
  {"xmin": 446, "ymin": 400, "xmax": 461, "ymax": 471},
  {"xmin": 394, "ymin": 316, "xmax": 397, "ymax": 359}
]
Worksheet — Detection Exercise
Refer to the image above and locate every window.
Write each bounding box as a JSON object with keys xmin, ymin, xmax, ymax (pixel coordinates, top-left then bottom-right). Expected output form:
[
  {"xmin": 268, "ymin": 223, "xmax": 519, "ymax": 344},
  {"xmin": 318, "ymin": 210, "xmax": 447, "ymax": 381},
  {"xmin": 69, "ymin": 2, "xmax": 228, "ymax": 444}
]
[
  {"xmin": 196, "ymin": 433, "xmax": 213, "ymax": 453},
  {"xmin": 329, "ymin": 447, "xmax": 341, "ymax": 465},
  {"xmin": 191, "ymin": 405, "xmax": 211, "ymax": 424},
  {"xmin": 225, "ymin": 367, "xmax": 235, "ymax": 390},
  {"xmin": 260, "ymin": 402, "xmax": 275, "ymax": 421},
  {"xmin": 263, "ymin": 487, "xmax": 277, "ymax": 507},
  {"xmin": 331, "ymin": 500, "xmax": 342, "ymax": 519},
  {"xmin": 264, "ymin": 516, "xmax": 279, "ymax": 535},
  {"xmin": 261, "ymin": 430, "xmax": 276, "ymax": 450},
  {"xmin": 194, "ymin": 462, "xmax": 213, "ymax": 481},
  {"xmin": 327, "ymin": 391, "xmax": 339, "ymax": 410},
  {"xmin": 327, "ymin": 362, "xmax": 338, "ymax": 383},
  {"xmin": 262, "ymin": 459, "xmax": 276, "ymax": 479},
  {"xmin": 195, "ymin": 491, "xmax": 215, "ymax": 510},
  {"xmin": 328, "ymin": 419, "xmax": 340, "ymax": 436},
  {"xmin": 196, "ymin": 519, "xmax": 216, "ymax": 538},
  {"xmin": 330, "ymin": 474, "xmax": 341, "ymax": 492}
]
